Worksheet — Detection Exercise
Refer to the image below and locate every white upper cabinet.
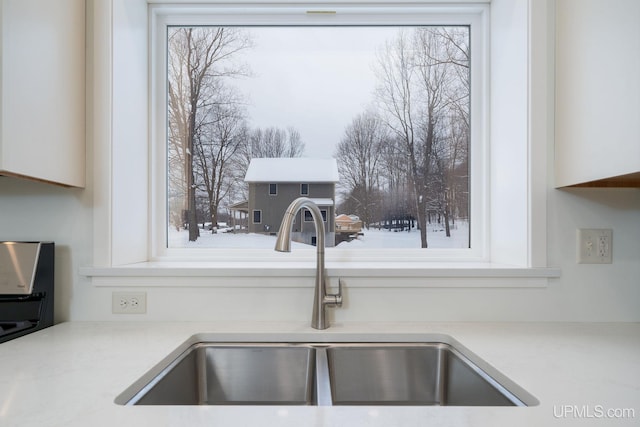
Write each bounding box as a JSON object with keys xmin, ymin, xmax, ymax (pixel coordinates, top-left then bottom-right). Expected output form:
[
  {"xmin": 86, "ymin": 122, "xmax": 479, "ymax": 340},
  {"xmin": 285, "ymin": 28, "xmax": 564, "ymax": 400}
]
[
  {"xmin": 555, "ymin": 0, "xmax": 640, "ymax": 187},
  {"xmin": 0, "ymin": 0, "xmax": 85, "ymax": 187}
]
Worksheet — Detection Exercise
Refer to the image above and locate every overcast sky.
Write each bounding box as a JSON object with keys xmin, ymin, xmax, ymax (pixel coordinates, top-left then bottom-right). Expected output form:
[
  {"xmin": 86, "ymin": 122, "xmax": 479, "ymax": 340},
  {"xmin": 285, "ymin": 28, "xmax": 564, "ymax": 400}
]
[{"xmin": 231, "ymin": 27, "xmax": 401, "ymax": 158}]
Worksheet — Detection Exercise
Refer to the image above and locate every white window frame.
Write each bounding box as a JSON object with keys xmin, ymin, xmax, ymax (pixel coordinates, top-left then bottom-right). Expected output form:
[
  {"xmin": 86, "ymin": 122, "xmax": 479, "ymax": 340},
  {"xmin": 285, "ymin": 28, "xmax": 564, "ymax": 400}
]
[
  {"xmin": 85, "ymin": 0, "xmax": 556, "ymax": 284},
  {"xmin": 149, "ymin": 3, "xmax": 489, "ymax": 262},
  {"xmin": 269, "ymin": 183, "xmax": 277, "ymax": 196}
]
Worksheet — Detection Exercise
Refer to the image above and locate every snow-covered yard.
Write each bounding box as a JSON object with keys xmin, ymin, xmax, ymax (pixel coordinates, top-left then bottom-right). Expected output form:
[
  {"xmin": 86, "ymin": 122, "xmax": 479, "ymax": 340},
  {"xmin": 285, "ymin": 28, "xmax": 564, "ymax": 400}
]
[
  {"xmin": 169, "ymin": 221, "xmax": 469, "ymax": 249},
  {"xmin": 337, "ymin": 221, "xmax": 469, "ymax": 249}
]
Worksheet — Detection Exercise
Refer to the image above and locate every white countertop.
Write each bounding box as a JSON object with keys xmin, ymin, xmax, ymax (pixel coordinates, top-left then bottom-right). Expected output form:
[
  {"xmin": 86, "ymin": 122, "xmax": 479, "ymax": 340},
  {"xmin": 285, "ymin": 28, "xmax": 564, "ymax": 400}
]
[{"xmin": 1, "ymin": 321, "xmax": 638, "ymax": 427}]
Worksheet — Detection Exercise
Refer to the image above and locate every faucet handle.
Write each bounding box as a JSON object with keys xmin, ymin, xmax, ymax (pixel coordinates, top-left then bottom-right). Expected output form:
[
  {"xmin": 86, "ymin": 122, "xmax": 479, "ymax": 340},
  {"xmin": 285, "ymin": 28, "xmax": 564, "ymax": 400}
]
[
  {"xmin": 323, "ymin": 278, "xmax": 343, "ymax": 307},
  {"xmin": 336, "ymin": 278, "xmax": 344, "ymax": 306}
]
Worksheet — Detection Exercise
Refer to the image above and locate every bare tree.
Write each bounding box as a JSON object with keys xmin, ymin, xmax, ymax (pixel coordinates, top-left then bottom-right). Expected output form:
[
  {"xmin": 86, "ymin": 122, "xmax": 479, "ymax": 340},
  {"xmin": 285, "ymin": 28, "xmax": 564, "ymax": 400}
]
[
  {"xmin": 375, "ymin": 27, "xmax": 469, "ymax": 247},
  {"xmin": 168, "ymin": 27, "xmax": 252, "ymax": 241},
  {"xmin": 416, "ymin": 28, "xmax": 470, "ymax": 238},
  {"xmin": 375, "ymin": 31, "xmax": 431, "ymax": 247},
  {"xmin": 252, "ymin": 127, "xmax": 305, "ymax": 158},
  {"xmin": 378, "ymin": 134, "xmax": 413, "ymax": 228},
  {"xmin": 193, "ymin": 95, "xmax": 248, "ymax": 232},
  {"xmin": 235, "ymin": 126, "xmax": 306, "ymax": 180},
  {"xmin": 335, "ymin": 111, "xmax": 388, "ymax": 227}
]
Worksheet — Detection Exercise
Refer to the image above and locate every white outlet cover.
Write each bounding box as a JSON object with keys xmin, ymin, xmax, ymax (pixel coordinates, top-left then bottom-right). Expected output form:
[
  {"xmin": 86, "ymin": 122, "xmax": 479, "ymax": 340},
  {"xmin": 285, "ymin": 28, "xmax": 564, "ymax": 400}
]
[
  {"xmin": 577, "ymin": 229, "xmax": 612, "ymax": 264},
  {"xmin": 112, "ymin": 291, "xmax": 147, "ymax": 314}
]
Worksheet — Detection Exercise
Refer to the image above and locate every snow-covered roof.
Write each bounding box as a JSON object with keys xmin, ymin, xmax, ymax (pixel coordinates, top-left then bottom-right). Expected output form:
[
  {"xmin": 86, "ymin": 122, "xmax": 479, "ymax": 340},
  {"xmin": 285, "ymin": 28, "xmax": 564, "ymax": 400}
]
[
  {"xmin": 308, "ymin": 198, "xmax": 334, "ymax": 206},
  {"xmin": 244, "ymin": 158, "xmax": 340, "ymax": 183}
]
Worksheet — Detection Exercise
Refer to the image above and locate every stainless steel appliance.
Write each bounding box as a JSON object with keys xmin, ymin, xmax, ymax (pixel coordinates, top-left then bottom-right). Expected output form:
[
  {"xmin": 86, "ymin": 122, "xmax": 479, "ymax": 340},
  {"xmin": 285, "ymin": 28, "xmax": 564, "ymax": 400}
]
[{"xmin": 0, "ymin": 242, "xmax": 54, "ymax": 343}]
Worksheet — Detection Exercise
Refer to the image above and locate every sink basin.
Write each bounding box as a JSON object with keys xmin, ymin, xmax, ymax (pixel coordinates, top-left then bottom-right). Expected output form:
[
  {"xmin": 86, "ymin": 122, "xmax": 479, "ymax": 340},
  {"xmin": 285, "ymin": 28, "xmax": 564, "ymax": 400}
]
[
  {"xmin": 116, "ymin": 343, "xmax": 316, "ymax": 405},
  {"xmin": 115, "ymin": 335, "xmax": 537, "ymax": 407},
  {"xmin": 326, "ymin": 343, "xmax": 519, "ymax": 406}
]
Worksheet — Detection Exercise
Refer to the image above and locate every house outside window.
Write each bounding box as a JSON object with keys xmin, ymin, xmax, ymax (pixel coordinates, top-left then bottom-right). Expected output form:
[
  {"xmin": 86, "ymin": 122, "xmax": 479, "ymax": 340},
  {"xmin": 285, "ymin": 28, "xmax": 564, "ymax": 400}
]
[
  {"xmin": 244, "ymin": 158, "xmax": 338, "ymax": 247},
  {"xmin": 301, "ymin": 183, "xmax": 309, "ymax": 196},
  {"xmin": 269, "ymin": 183, "xmax": 277, "ymax": 195}
]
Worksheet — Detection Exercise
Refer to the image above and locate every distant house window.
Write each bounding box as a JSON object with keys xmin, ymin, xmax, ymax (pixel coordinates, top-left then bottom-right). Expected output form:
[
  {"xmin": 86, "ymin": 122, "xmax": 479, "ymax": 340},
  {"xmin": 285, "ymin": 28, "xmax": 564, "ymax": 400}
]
[
  {"xmin": 252, "ymin": 210, "xmax": 262, "ymax": 224},
  {"xmin": 304, "ymin": 209, "xmax": 327, "ymax": 222},
  {"xmin": 300, "ymin": 183, "xmax": 309, "ymax": 195},
  {"xmin": 269, "ymin": 183, "xmax": 277, "ymax": 195}
]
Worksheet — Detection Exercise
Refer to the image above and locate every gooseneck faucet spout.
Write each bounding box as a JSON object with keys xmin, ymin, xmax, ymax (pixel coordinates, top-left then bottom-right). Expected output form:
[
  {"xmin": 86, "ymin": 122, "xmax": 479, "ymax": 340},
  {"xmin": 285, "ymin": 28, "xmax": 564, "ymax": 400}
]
[{"xmin": 275, "ymin": 197, "xmax": 342, "ymax": 330}]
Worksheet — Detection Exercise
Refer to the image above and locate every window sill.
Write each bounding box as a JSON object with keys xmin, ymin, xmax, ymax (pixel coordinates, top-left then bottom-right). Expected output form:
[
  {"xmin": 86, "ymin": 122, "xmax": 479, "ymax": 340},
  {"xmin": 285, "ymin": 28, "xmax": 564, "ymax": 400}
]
[{"xmin": 80, "ymin": 262, "xmax": 560, "ymax": 288}]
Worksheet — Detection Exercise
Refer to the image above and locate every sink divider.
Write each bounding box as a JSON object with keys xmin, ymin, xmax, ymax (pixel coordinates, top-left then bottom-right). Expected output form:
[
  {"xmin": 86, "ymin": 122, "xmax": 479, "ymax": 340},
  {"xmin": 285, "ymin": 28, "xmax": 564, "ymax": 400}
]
[
  {"xmin": 196, "ymin": 345, "xmax": 208, "ymax": 404},
  {"xmin": 314, "ymin": 347, "xmax": 333, "ymax": 406}
]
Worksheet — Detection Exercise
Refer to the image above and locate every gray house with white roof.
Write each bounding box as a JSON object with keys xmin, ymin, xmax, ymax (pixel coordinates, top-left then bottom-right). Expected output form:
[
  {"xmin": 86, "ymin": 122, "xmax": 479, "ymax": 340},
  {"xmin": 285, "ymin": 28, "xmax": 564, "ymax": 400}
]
[{"xmin": 244, "ymin": 158, "xmax": 339, "ymax": 247}]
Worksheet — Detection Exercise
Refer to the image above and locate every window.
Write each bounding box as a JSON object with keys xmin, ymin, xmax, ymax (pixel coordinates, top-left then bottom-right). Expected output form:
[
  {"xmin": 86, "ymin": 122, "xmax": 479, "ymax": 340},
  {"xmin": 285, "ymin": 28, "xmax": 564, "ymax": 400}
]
[
  {"xmin": 252, "ymin": 210, "xmax": 262, "ymax": 224},
  {"xmin": 159, "ymin": 7, "xmax": 485, "ymax": 255},
  {"xmin": 92, "ymin": 1, "xmax": 550, "ymax": 273},
  {"xmin": 304, "ymin": 209, "xmax": 327, "ymax": 222}
]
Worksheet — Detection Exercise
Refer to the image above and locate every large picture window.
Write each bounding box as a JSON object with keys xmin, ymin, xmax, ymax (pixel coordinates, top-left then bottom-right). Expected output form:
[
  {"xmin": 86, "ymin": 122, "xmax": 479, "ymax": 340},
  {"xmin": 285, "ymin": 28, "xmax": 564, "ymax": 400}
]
[
  {"xmin": 90, "ymin": 1, "xmax": 552, "ymax": 273},
  {"xmin": 154, "ymin": 5, "xmax": 488, "ymax": 257}
]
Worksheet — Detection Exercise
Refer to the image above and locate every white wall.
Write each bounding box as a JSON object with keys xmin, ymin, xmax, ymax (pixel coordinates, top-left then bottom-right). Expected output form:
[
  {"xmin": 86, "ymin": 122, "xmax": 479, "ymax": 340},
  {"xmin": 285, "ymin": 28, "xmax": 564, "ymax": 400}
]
[
  {"xmin": 0, "ymin": 177, "xmax": 93, "ymax": 323},
  {"xmin": 546, "ymin": 188, "xmax": 640, "ymax": 321}
]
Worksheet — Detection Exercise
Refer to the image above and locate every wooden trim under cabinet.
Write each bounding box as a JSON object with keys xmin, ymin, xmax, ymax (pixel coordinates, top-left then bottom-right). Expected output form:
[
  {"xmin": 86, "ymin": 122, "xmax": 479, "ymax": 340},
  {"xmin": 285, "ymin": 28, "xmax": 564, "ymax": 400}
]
[{"xmin": 560, "ymin": 172, "xmax": 640, "ymax": 188}]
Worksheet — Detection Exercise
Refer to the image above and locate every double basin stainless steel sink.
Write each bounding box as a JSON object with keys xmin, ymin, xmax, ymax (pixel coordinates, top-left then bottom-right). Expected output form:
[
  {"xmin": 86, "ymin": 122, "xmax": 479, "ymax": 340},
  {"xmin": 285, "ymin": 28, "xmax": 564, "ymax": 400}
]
[{"xmin": 115, "ymin": 334, "xmax": 537, "ymax": 407}]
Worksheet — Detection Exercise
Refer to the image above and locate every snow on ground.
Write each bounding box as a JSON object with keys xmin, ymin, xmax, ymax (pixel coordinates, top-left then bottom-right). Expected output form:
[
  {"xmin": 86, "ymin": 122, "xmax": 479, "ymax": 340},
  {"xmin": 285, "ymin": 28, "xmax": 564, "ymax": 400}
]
[
  {"xmin": 337, "ymin": 221, "xmax": 469, "ymax": 249},
  {"xmin": 168, "ymin": 221, "xmax": 469, "ymax": 249}
]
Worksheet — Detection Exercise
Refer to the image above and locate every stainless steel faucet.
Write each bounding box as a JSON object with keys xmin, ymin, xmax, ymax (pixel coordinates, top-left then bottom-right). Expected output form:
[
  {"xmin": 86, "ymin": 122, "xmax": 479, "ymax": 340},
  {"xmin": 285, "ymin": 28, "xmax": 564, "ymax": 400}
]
[{"xmin": 275, "ymin": 197, "xmax": 343, "ymax": 330}]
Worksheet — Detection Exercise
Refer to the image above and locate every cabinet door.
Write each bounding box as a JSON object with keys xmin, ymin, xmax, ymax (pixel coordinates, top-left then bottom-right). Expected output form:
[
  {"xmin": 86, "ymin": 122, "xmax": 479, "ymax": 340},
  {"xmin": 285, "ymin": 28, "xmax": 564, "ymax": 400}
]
[
  {"xmin": 555, "ymin": 0, "xmax": 640, "ymax": 187},
  {"xmin": 0, "ymin": 0, "xmax": 85, "ymax": 187}
]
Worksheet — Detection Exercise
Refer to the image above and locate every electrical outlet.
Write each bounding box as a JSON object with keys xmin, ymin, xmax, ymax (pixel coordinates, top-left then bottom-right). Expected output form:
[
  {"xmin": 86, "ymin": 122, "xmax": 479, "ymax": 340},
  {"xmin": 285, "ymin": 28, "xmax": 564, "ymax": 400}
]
[
  {"xmin": 577, "ymin": 229, "xmax": 612, "ymax": 264},
  {"xmin": 112, "ymin": 292, "xmax": 147, "ymax": 314}
]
